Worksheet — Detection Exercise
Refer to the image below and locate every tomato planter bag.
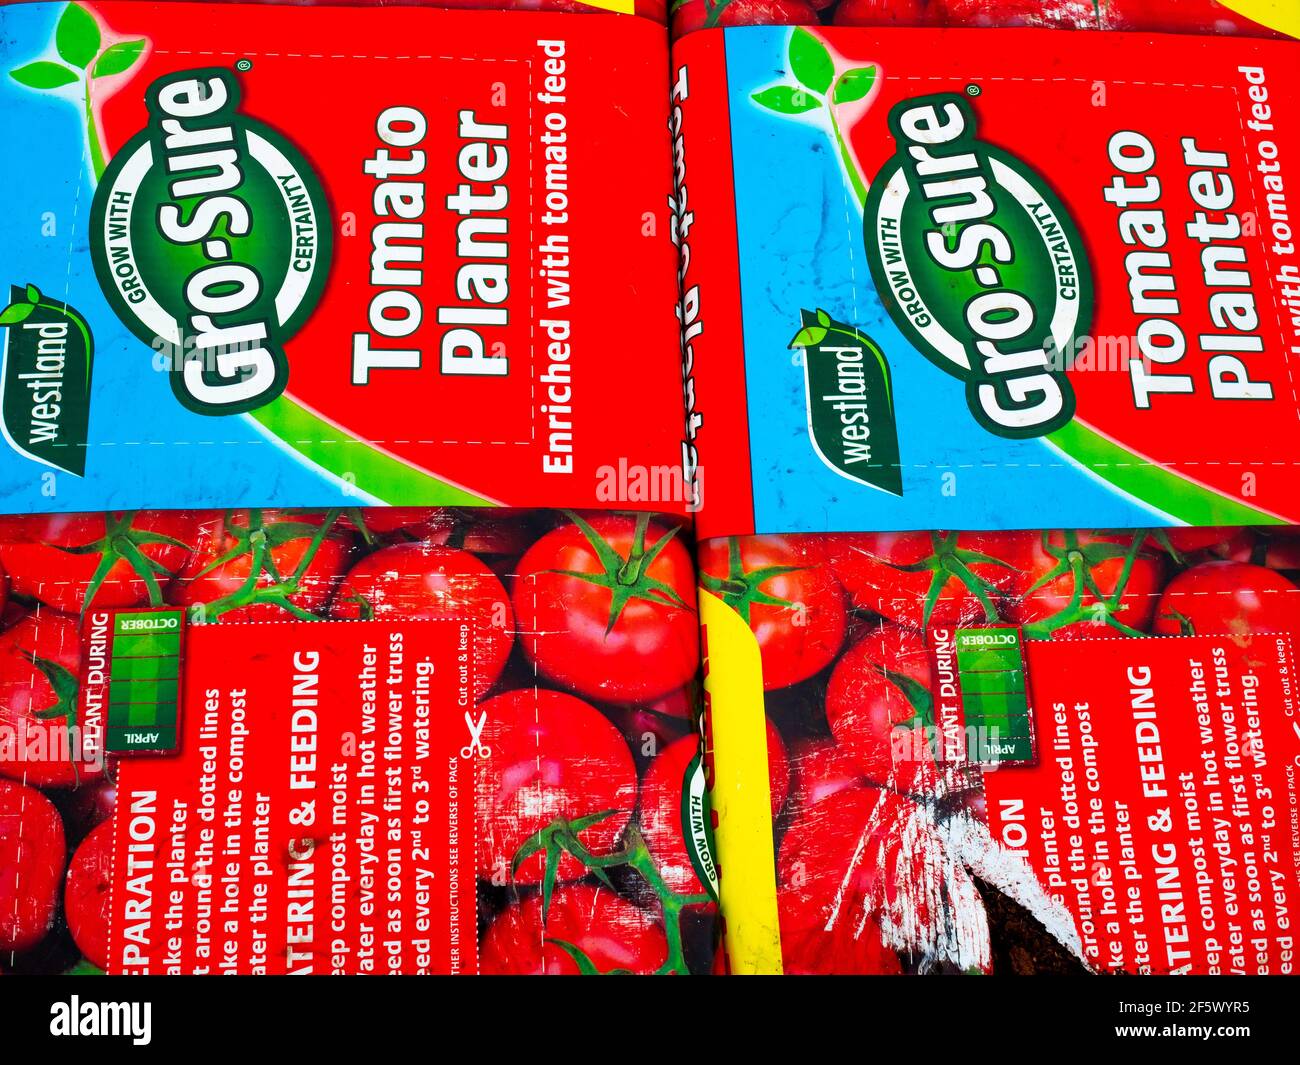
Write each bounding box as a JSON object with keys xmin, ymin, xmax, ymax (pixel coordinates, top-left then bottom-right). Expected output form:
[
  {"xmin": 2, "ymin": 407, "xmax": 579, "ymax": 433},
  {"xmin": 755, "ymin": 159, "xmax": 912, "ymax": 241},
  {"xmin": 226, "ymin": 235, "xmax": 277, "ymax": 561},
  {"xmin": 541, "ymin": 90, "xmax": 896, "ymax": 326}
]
[
  {"xmin": 697, "ymin": 526, "xmax": 1300, "ymax": 974},
  {"xmin": 0, "ymin": 2, "xmax": 718, "ymax": 977},
  {"xmin": 671, "ymin": 23, "xmax": 1300, "ymax": 537},
  {"xmin": 672, "ymin": 14, "xmax": 1300, "ymax": 977},
  {"xmin": 0, "ymin": 1, "xmax": 684, "ymax": 514},
  {"xmin": 668, "ymin": 0, "xmax": 1293, "ymax": 40},
  {"xmin": 0, "ymin": 506, "xmax": 717, "ymax": 974},
  {"xmin": 6, "ymin": 0, "xmax": 1300, "ymax": 983}
]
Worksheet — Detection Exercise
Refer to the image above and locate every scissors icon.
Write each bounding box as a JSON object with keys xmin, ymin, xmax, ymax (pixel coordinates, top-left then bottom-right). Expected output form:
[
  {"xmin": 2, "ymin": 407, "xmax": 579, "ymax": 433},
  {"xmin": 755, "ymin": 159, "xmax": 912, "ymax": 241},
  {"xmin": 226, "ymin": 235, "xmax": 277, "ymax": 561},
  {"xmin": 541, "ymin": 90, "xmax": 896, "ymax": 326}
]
[{"xmin": 460, "ymin": 711, "xmax": 491, "ymax": 759}]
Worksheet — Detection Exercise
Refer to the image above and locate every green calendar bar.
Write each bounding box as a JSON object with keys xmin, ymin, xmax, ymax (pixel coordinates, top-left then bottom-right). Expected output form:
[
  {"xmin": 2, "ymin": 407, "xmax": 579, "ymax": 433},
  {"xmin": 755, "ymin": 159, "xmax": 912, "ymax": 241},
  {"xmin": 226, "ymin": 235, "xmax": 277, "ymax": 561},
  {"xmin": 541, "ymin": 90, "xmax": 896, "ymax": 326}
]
[
  {"xmin": 105, "ymin": 609, "xmax": 185, "ymax": 754},
  {"xmin": 954, "ymin": 626, "xmax": 1035, "ymax": 766}
]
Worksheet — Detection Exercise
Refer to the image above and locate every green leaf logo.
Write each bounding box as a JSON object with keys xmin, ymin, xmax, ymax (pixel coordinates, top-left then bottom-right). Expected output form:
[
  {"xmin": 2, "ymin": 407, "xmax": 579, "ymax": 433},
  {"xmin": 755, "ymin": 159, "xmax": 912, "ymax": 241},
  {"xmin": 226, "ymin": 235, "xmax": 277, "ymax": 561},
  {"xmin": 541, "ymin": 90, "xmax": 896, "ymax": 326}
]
[
  {"xmin": 55, "ymin": 3, "xmax": 101, "ymax": 69},
  {"xmin": 8, "ymin": 5, "xmax": 149, "ymax": 179},
  {"xmin": 788, "ymin": 28, "xmax": 834, "ymax": 95},
  {"xmin": 751, "ymin": 85, "xmax": 820, "ymax": 115},
  {"xmin": 788, "ymin": 308, "xmax": 836, "ymax": 351},
  {"xmin": 788, "ymin": 324, "xmax": 828, "ymax": 349},
  {"xmin": 748, "ymin": 29, "xmax": 874, "ymax": 205},
  {"xmin": 833, "ymin": 65, "xmax": 877, "ymax": 104},
  {"xmin": 0, "ymin": 303, "xmax": 35, "ymax": 326},
  {"xmin": 93, "ymin": 39, "xmax": 146, "ymax": 79},
  {"xmin": 9, "ymin": 61, "xmax": 78, "ymax": 89},
  {"xmin": 0, "ymin": 284, "xmax": 41, "ymax": 326}
]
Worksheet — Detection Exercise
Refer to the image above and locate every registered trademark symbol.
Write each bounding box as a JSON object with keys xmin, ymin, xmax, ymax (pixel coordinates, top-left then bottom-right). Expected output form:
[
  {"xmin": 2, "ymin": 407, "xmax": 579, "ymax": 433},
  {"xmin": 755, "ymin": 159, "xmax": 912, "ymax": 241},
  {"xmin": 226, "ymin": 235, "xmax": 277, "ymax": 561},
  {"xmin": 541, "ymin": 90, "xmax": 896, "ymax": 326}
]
[
  {"xmin": 966, "ymin": 84, "xmax": 981, "ymax": 97},
  {"xmin": 236, "ymin": 59, "xmax": 253, "ymax": 72}
]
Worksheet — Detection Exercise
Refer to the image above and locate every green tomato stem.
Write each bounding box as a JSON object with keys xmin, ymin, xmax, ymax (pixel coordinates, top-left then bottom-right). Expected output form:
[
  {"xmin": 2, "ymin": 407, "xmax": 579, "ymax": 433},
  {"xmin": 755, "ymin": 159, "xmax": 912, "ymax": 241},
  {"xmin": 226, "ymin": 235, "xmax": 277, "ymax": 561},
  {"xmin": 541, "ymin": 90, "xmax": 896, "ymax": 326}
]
[
  {"xmin": 83, "ymin": 74, "xmax": 106, "ymax": 179},
  {"xmin": 827, "ymin": 88, "xmax": 869, "ymax": 208}
]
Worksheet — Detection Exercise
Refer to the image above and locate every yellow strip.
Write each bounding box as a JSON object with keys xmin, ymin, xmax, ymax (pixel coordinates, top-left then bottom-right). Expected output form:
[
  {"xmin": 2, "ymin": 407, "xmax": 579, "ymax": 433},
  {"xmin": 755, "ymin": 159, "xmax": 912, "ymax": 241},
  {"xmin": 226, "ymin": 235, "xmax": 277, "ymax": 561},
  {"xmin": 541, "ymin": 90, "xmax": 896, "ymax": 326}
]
[
  {"xmin": 1220, "ymin": 0, "xmax": 1299, "ymax": 36},
  {"xmin": 699, "ymin": 589, "xmax": 783, "ymax": 974},
  {"xmin": 577, "ymin": 0, "xmax": 637, "ymax": 13}
]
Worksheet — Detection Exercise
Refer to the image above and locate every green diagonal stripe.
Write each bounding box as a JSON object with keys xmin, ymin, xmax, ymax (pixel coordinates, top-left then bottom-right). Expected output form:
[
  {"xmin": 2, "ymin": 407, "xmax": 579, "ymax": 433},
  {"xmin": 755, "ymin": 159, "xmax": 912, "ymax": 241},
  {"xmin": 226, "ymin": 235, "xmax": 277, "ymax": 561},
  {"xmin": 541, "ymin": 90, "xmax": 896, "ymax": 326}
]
[
  {"xmin": 249, "ymin": 396, "xmax": 496, "ymax": 507},
  {"xmin": 1048, "ymin": 420, "xmax": 1282, "ymax": 526}
]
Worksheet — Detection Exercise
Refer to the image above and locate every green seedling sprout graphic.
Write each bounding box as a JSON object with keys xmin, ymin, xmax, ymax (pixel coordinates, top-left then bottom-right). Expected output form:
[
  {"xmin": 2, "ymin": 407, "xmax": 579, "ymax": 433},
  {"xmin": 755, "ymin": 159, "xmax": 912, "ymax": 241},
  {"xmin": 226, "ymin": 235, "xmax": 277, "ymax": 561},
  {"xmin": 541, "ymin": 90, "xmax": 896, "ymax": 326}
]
[
  {"xmin": 751, "ymin": 28, "xmax": 877, "ymax": 206},
  {"xmin": 8, "ymin": 3, "xmax": 145, "ymax": 178},
  {"xmin": 0, "ymin": 283, "xmax": 50, "ymax": 328}
]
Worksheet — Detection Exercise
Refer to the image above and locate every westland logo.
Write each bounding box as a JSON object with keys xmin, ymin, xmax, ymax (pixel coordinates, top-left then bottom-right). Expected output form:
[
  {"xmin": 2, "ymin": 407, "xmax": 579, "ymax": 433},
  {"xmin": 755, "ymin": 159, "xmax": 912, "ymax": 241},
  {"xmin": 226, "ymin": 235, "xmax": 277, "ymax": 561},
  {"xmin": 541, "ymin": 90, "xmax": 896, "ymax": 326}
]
[
  {"xmin": 0, "ymin": 284, "xmax": 93, "ymax": 475},
  {"xmin": 90, "ymin": 68, "xmax": 331, "ymax": 415},
  {"xmin": 790, "ymin": 309, "xmax": 902, "ymax": 497},
  {"xmin": 864, "ymin": 92, "xmax": 1094, "ymax": 439}
]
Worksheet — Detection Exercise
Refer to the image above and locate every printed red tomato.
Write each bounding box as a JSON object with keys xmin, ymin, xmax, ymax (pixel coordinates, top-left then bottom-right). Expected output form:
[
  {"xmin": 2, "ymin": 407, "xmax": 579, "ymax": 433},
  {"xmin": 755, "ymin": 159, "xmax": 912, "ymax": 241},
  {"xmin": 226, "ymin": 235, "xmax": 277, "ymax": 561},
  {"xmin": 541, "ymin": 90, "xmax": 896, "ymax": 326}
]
[
  {"xmin": 778, "ymin": 784, "xmax": 985, "ymax": 972},
  {"xmin": 1260, "ymin": 534, "xmax": 1300, "ymax": 571},
  {"xmin": 404, "ymin": 508, "xmax": 537, "ymax": 557},
  {"xmin": 421, "ymin": 0, "xmax": 592, "ymax": 11},
  {"xmin": 1143, "ymin": 527, "xmax": 1238, "ymax": 557},
  {"xmin": 672, "ymin": 0, "xmax": 818, "ymax": 37},
  {"xmin": 637, "ymin": 684, "xmax": 698, "ymax": 720},
  {"xmin": 778, "ymin": 786, "xmax": 913, "ymax": 912},
  {"xmin": 0, "ymin": 613, "xmax": 98, "ymax": 789},
  {"xmin": 0, "ymin": 511, "xmax": 201, "ymax": 614},
  {"xmin": 776, "ymin": 891, "xmax": 902, "ymax": 975},
  {"xmin": 834, "ymin": 0, "xmax": 929, "ymax": 26},
  {"xmin": 825, "ymin": 623, "xmax": 935, "ymax": 787},
  {"xmin": 65, "ymin": 818, "xmax": 113, "ymax": 971},
  {"xmin": 640, "ymin": 722, "xmax": 788, "ymax": 895},
  {"xmin": 345, "ymin": 507, "xmax": 448, "ymax": 537},
  {"xmin": 777, "ymin": 787, "xmax": 919, "ymax": 958},
  {"xmin": 935, "ymin": 0, "xmax": 1098, "ymax": 28},
  {"xmin": 332, "ymin": 542, "xmax": 513, "ymax": 697},
  {"xmin": 603, "ymin": 701, "xmax": 692, "ymax": 754},
  {"xmin": 1005, "ymin": 530, "xmax": 1165, "ymax": 639},
  {"xmin": 0, "ymin": 597, "xmax": 26, "ymax": 632},
  {"xmin": 61, "ymin": 778, "xmax": 118, "ymax": 839},
  {"xmin": 513, "ymin": 514, "xmax": 699, "ymax": 702},
  {"xmin": 1092, "ymin": 527, "xmax": 1234, "ymax": 563},
  {"xmin": 476, "ymin": 689, "xmax": 637, "ymax": 884},
  {"xmin": 0, "ymin": 779, "xmax": 65, "ymax": 953},
  {"xmin": 1100, "ymin": 0, "xmax": 1279, "ymax": 36},
  {"xmin": 699, "ymin": 535, "xmax": 847, "ymax": 691},
  {"xmin": 170, "ymin": 510, "xmax": 352, "ymax": 622},
  {"xmin": 480, "ymin": 886, "xmax": 667, "ymax": 975},
  {"xmin": 1217, "ymin": 528, "xmax": 1300, "ymax": 571},
  {"xmin": 789, "ymin": 737, "xmax": 865, "ymax": 812},
  {"xmin": 1153, "ymin": 561, "xmax": 1300, "ymax": 655},
  {"xmin": 822, "ymin": 531, "xmax": 1024, "ymax": 631}
]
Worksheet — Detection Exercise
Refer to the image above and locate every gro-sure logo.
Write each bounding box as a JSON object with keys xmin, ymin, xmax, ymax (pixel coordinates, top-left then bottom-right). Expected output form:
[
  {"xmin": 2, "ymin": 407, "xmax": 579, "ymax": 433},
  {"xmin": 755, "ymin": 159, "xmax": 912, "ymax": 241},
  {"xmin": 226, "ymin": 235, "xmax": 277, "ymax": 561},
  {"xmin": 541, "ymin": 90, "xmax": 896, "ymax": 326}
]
[
  {"xmin": 864, "ymin": 92, "xmax": 1093, "ymax": 439},
  {"xmin": 90, "ymin": 68, "xmax": 331, "ymax": 415}
]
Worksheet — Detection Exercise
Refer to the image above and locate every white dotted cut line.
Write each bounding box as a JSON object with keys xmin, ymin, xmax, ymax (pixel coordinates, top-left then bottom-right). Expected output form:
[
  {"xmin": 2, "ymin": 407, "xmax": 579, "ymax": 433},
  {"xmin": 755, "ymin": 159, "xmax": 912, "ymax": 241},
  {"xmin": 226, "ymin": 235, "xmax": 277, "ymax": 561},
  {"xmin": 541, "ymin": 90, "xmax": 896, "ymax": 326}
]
[
  {"xmin": 95, "ymin": 615, "xmax": 479, "ymax": 974},
  {"xmin": 878, "ymin": 585, "xmax": 1300, "ymax": 603},
  {"xmin": 1025, "ymin": 633, "xmax": 1292, "ymax": 644},
  {"xmin": 17, "ymin": 573, "xmax": 1300, "ymax": 601},
  {"xmin": 152, "ymin": 51, "xmax": 525, "ymax": 62},
  {"xmin": 890, "ymin": 75, "xmax": 1229, "ymax": 89},
  {"xmin": 35, "ymin": 440, "xmax": 532, "ymax": 447},
  {"xmin": 532, "ymin": 576, "xmax": 542, "ymax": 962},
  {"xmin": 29, "ymin": 444, "xmax": 1300, "ymax": 466}
]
